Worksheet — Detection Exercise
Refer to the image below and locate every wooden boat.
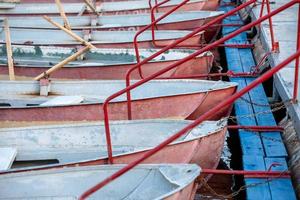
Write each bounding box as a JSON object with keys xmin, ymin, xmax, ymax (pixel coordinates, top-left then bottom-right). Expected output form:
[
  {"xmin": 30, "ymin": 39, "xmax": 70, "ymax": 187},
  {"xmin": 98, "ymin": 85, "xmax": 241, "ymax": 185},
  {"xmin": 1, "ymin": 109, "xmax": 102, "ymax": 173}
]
[
  {"xmin": 0, "ymin": 119, "xmax": 226, "ymax": 172},
  {"xmin": 0, "ymin": 47, "xmax": 214, "ymax": 79},
  {"xmin": 0, "ymin": 29, "xmax": 203, "ymax": 48},
  {"xmin": 1, "ymin": 11, "xmax": 224, "ymax": 31},
  {"xmin": 0, "ymin": 0, "xmax": 218, "ymax": 17},
  {"xmin": 0, "ymin": 79, "xmax": 237, "ymax": 121},
  {"xmin": 0, "ymin": 164, "xmax": 200, "ymax": 200}
]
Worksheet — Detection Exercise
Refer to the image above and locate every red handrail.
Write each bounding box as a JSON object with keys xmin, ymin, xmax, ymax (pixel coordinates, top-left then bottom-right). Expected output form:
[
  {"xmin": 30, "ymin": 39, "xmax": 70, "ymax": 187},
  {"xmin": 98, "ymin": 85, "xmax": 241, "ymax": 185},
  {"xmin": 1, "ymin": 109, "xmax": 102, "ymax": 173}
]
[
  {"xmin": 133, "ymin": 0, "xmax": 190, "ymax": 78},
  {"xmin": 294, "ymin": 5, "xmax": 300, "ymax": 103},
  {"xmin": 80, "ymin": 49, "xmax": 300, "ymax": 200},
  {"xmin": 126, "ymin": 0, "xmax": 255, "ymax": 120},
  {"xmin": 79, "ymin": 1, "xmax": 300, "ymax": 198},
  {"xmin": 259, "ymin": 0, "xmax": 278, "ymax": 52}
]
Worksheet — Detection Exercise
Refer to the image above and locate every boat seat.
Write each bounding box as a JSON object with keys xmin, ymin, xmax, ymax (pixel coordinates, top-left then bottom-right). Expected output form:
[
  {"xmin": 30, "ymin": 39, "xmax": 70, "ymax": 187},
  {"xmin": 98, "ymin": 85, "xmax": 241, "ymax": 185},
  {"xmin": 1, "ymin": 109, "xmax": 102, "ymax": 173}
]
[
  {"xmin": 0, "ymin": 3, "xmax": 16, "ymax": 9},
  {"xmin": 0, "ymin": 147, "xmax": 17, "ymax": 170},
  {"xmin": 40, "ymin": 96, "xmax": 84, "ymax": 106}
]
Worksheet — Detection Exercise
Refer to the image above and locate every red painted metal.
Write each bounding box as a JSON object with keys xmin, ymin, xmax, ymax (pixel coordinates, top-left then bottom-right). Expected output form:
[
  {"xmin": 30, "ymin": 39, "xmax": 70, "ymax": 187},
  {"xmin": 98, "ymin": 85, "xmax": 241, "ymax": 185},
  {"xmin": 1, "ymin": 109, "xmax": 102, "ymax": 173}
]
[
  {"xmin": 0, "ymin": 1, "xmax": 211, "ymax": 16},
  {"xmin": 0, "ymin": 126, "xmax": 227, "ymax": 177},
  {"xmin": 259, "ymin": 0, "xmax": 278, "ymax": 52},
  {"xmin": 159, "ymin": 71, "xmax": 258, "ymax": 79},
  {"xmin": 126, "ymin": 0, "xmax": 256, "ymax": 121},
  {"xmin": 293, "ymin": 5, "xmax": 300, "ymax": 103},
  {"xmin": 0, "ymin": 54, "xmax": 213, "ymax": 80},
  {"xmin": 227, "ymin": 125, "xmax": 284, "ymax": 132},
  {"xmin": 81, "ymin": 47, "xmax": 300, "ymax": 200},
  {"xmin": 133, "ymin": 0, "xmax": 190, "ymax": 64},
  {"xmin": 79, "ymin": 1, "xmax": 300, "ymax": 198}
]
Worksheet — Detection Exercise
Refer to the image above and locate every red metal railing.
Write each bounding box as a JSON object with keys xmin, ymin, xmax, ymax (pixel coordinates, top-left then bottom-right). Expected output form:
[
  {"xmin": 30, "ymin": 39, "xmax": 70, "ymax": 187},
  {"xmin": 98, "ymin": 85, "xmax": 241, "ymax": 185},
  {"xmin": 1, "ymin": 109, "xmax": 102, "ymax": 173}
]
[
  {"xmin": 133, "ymin": 0, "xmax": 190, "ymax": 78},
  {"xmin": 126, "ymin": 0, "xmax": 256, "ymax": 120},
  {"xmin": 80, "ymin": 49, "xmax": 300, "ymax": 199},
  {"xmin": 259, "ymin": 0, "xmax": 278, "ymax": 52},
  {"xmin": 79, "ymin": 1, "xmax": 300, "ymax": 198}
]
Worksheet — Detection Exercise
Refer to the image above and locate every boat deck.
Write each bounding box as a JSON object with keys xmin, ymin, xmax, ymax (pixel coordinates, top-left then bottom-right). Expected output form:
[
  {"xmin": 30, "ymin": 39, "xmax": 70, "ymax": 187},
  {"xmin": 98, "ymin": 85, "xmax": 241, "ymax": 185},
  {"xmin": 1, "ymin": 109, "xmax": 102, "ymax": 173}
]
[
  {"xmin": 243, "ymin": 0, "xmax": 300, "ymax": 138},
  {"xmin": 221, "ymin": 1, "xmax": 297, "ymax": 199}
]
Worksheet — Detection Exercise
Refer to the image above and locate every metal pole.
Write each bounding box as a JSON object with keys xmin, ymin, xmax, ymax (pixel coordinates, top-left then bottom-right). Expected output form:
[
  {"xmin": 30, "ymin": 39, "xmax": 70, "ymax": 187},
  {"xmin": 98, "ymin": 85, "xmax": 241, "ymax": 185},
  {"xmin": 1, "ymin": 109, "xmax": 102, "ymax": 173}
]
[{"xmin": 293, "ymin": 4, "xmax": 300, "ymax": 103}]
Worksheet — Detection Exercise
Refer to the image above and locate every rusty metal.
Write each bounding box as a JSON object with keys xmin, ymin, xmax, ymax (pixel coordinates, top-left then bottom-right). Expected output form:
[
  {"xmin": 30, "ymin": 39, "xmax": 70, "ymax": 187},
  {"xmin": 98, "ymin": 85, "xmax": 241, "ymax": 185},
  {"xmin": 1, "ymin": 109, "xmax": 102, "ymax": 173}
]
[
  {"xmin": 227, "ymin": 125, "xmax": 284, "ymax": 132},
  {"xmin": 201, "ymin": 168, "xmax": 290, "ymax": 178}
]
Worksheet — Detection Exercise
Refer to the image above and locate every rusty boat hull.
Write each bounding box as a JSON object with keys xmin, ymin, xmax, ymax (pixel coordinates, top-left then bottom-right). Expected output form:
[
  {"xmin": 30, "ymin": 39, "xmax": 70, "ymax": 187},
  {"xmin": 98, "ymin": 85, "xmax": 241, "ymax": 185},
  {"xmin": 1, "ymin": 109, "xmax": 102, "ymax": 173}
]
[
  {"xmin": 0, "ymin": 80, "xmax": 237, "ymax": 122},
  {"xmin": 0, "ymin": 29, "xmax": 203, "ymax": 48},
  {"xmin": 0, "ymin": 0, "xmax": 218, "ymax": 17},
  {"xmin": 0, "ymin": 164, "xmax": 200, "ymax": 200},
  {"xmin": 0, "ymin": 120, "xmax": 226, "ymax": 174},
  {"xmin": 0, "ymin": 47, "xmax": 214, "ymax": 79}
]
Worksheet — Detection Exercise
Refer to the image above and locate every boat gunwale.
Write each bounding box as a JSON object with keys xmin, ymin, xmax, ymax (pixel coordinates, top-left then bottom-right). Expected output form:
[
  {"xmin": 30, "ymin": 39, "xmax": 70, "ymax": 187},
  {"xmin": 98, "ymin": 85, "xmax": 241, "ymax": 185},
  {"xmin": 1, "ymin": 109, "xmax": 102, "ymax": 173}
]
[
  {"xmin": 0, "ymin": 164, "xmax": 201, "ymax": 200},
  {"xmin": 0, "ymin": 80, "xmax": 238, "ymax": 108}
]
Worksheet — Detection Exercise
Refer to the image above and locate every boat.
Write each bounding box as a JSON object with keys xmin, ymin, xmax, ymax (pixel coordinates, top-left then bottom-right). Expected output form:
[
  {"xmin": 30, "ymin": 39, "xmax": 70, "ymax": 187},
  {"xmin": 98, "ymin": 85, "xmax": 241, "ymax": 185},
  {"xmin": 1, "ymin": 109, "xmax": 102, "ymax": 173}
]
[
  {"xmin": 0, "ymin": 29, "xmax": 203, "ymax": 48},
  {"xmin": 0, "ymin": 164, "xmax": 201, "ymax": 200},
  {"xmin": 1, "ymin": 11, "xmax": 224, "ymax": 31},
  {"xmin": 0, "ymin": 0, "xmax": 218, "ymax": 17},
  {"xmin": 0, "ymin": 47, "xmax": 214, "ymax": 79},
  {"xmin": 0, "ymin": 79, "xmax": 237, "ymax": 121},
  {"xmin": 0, "ymin": 119, "xmax": 226, "ymax": 172}
]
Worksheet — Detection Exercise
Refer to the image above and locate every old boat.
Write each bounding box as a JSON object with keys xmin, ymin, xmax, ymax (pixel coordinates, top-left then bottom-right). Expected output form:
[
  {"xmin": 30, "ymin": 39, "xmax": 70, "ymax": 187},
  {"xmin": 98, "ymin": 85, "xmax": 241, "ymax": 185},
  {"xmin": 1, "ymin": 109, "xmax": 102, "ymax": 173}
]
[
  {"xmin": 0, "ymin": 79, "xmax": 237, "ymax": 121},
  {"xmin": 0, "ymin": 29, "xmax": 203, "ymax": 48},
  {"xmin": 0, "ymin": 164, "xmax": 200, "ymax": 200},
  {"xmin": 0, "ymin": 119, "xmax": 226, "ymax": 172},
  {"xmin": 0, "ymin": 47, "xmax": 214, "ymax": 79},
  {"xmin": 0, "ymin": 0, "xmax": 218, "ymax": 17},
  {"xmin": 1, "ymin": 11, "xmax": 224, "ymax": 31}
]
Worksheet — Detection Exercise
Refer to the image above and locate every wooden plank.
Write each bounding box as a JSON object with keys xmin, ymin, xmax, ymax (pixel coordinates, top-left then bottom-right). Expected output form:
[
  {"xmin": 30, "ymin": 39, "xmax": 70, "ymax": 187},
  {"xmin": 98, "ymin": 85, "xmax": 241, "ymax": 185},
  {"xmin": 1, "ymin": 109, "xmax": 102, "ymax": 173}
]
[
  {"xmin": 238, "ymin": 48, "xmax": 287, "ymax": 157},
  {"xmin": 43, "ymin": 15, "xmax": 96, "ymax": 49},
  {"xmin": 0, "ymin": 147, "xmax": 17, "ymax": 170},
  {"xmin": 221, "ymin": 3, "xmax": 295, "ymax": 199},
  {"xmin": 3, "ymin": 18, "xmax": 15, "ymax": 81},
  {"xmin": 265, "ymin": 157, "xmax": 297, "ymax": 200},
  {"xmin": 243, "ymin": 155, "xmax": 271, "ymax": 199},
  {"xmin": 222, "ymin": 30, "xmax": 265, "ymax": 156}
]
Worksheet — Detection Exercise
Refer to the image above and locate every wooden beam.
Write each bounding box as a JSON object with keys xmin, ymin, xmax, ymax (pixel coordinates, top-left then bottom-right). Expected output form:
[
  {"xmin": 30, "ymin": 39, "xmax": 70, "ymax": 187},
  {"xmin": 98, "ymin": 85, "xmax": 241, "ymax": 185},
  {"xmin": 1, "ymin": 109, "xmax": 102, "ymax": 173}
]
[
  {"xmin": 3, "ymin": 18, "xmax": 15, "ymax": 81},
  {"xmin": 43, "ymin": 15, "xmax": 96, "ymax": 49},
  {"xmin": 55, "ymin": 0, "xmax": 71, "ymax": 30},
  {"xmin": 83, "ymin": 0, "xmax": 100, "ymax": 16},
  {"xmin": 34, "ymin": 46, "xmax": 90, "ymax": 81}
]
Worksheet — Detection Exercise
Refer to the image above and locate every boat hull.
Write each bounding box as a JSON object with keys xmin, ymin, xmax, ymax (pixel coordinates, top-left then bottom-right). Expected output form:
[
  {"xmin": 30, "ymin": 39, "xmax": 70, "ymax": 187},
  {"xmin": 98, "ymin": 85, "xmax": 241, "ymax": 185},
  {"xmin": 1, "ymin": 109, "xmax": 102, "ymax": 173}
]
[
  {"xmin": 0, "ymin": 87, "xmax": 235, "ymax": 122},
  {"xmin": 49, "ymin": 127, "xmax": 226, "ymax": 176},
  {"xmin": 0, "ymin": 0, "xmax": 218, "ymax": 17},
  {"xmin": 10, "ymin": 34, "xmax": 202, "ymax": 49},
  {"xmin": 0, "ymin": 164, "xmax": 200, "ymax": 200},
  {"xmin": 0, "ymin": 55, "xmax": 213, "ymax": 79}
]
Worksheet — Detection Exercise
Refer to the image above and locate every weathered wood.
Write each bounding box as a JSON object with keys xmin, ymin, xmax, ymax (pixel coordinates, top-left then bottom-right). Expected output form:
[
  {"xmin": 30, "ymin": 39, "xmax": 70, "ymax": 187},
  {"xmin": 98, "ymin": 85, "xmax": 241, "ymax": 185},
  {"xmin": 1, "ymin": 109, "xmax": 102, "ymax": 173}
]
[
  {"xmin": 83, "ymin": 0, "xmax": 100, "ymax": 16},
  {"xmin": 3, "ymin": 18, "xmax": 15, "ymax": 81},
  {"xmin": 43, "ymin": 15, "xmax": 96, "ymax": 49},
  {"xmin": 55, "ymin": 0, "xmax": 71, "ymax": 30},
  {"xmin": 34, "ymin": 46, "xmax": 90, "ymax": 81}
]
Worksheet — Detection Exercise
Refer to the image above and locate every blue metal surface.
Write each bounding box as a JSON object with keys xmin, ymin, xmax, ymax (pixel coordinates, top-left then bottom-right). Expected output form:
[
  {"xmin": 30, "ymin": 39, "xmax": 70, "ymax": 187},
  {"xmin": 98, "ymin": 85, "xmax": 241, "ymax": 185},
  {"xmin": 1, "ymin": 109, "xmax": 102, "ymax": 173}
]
[{"xmin": 221, "ymin": 2, "xmax": 296, "ymax": 199}]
